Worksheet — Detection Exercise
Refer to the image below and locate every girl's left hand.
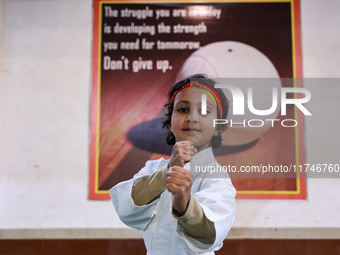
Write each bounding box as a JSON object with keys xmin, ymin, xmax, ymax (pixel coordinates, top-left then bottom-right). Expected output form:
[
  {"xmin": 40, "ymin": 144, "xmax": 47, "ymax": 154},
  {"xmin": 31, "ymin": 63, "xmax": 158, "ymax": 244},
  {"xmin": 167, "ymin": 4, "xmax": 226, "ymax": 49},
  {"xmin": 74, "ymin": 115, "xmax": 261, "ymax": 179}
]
[{"xmin": 166, "ymin": 166, "xmax": 193, "ymax": 216}]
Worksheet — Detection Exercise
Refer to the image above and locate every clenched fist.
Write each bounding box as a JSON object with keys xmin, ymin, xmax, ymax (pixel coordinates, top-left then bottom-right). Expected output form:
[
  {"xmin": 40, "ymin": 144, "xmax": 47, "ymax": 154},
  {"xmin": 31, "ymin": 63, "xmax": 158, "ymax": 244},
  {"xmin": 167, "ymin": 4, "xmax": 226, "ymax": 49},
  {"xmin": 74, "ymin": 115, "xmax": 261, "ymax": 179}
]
[
  {"xmin": 167, "ymin": 166, "xmax": 193, "ymax": 216},
  {"xmin": 169, "ymin": 141, "xmax": 197, "ymax": 168},
  {"xmin": 167, "ymin": 141, "xmax": 197, "ymax": 216}
]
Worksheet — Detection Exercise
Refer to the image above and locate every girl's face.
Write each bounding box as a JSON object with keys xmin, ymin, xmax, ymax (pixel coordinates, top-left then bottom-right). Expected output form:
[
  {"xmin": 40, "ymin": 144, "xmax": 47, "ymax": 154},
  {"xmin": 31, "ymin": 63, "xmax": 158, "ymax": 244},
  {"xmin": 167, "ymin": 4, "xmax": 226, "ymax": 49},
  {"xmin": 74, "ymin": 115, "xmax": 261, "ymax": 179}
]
[{"xmin": 170, "ymin": 87, "xmax": 220, "ymax": 152}]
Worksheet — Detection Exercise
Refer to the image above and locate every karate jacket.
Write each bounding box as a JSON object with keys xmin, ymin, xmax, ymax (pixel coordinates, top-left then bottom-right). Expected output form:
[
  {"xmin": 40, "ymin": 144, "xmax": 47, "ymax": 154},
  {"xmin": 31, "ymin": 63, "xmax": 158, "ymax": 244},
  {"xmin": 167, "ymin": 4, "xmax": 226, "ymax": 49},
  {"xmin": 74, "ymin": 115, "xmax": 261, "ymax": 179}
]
[{"xmin": 110, "ymin": 147, "xmax": 236, "ymax": 255}]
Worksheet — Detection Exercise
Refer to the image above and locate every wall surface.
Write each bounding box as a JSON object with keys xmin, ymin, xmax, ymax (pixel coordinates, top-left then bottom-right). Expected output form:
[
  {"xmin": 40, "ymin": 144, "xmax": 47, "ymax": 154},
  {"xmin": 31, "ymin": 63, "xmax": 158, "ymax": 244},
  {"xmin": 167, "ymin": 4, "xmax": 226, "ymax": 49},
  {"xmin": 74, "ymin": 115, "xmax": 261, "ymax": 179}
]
[{"xmin": 0, "ymin": 0, "xmax": 340, "ymax": 239}]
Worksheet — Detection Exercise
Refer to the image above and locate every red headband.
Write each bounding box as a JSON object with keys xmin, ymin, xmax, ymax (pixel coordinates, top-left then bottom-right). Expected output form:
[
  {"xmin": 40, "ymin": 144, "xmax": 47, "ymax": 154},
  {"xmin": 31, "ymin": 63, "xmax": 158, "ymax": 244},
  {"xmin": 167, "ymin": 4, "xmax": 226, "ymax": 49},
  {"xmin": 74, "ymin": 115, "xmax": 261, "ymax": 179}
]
[{"xmin": 169, "ymin": 81, "xmax": 223, "ymax": 118}]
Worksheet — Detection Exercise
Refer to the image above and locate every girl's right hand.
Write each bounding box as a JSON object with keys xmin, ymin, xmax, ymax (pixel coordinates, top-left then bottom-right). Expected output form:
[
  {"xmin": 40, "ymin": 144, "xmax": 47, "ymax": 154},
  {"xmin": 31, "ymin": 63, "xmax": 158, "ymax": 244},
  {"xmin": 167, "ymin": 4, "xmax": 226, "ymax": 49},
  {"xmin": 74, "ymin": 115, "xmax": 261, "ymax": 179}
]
[{"xmin": 168, "ymin": 141, "xmax": 197, "ymax": 168}]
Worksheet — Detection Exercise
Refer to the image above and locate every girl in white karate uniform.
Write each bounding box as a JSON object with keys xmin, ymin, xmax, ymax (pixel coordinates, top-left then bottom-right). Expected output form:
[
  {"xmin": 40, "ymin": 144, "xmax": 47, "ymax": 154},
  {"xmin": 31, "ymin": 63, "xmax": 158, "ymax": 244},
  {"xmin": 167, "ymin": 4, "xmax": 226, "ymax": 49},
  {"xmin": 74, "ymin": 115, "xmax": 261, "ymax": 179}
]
[{"xmin": 110, "ymin": 74, "xmax": 236, "ymax": 255}]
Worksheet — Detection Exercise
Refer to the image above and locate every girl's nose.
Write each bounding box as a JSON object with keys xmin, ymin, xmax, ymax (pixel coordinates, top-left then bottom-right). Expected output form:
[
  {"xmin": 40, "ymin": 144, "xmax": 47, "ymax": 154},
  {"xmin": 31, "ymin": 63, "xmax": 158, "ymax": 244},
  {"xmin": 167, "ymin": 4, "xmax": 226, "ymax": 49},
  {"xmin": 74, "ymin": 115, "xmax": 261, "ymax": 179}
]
[{"xmin": 186, "ymin": 109, "xmax": 199, "ymax": 122}]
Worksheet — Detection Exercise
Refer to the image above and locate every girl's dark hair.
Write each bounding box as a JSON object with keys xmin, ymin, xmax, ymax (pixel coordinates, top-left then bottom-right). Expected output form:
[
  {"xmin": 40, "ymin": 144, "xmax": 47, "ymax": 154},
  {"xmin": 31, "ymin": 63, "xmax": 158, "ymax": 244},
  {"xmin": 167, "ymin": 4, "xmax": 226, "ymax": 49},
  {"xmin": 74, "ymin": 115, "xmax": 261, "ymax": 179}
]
[{"xmin": 162, "ymin": 74, "xmax": 229, "ymax": 149}]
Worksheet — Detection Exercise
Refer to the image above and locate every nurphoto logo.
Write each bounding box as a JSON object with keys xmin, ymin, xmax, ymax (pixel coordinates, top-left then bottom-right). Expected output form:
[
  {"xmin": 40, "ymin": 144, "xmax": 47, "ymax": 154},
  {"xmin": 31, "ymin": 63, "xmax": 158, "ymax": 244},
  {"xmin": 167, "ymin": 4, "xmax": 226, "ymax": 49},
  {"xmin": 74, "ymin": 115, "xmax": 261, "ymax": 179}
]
[{"xmin": 200, "ymin": 84, "xmax": 312, "ymax": 128}]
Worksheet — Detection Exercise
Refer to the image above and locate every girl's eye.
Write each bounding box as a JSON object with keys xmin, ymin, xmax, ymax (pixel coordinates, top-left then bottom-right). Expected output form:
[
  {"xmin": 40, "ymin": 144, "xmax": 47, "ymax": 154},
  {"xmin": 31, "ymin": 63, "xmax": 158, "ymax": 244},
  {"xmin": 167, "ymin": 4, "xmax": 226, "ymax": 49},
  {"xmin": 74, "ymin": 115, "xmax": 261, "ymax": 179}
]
[
  {"xmin": 200, "ymin": 109, "xmax": 211, "ymax": 114},
  {"xmin": 177, "ymin": 108, "xmax": 189, "ymax": 113}
]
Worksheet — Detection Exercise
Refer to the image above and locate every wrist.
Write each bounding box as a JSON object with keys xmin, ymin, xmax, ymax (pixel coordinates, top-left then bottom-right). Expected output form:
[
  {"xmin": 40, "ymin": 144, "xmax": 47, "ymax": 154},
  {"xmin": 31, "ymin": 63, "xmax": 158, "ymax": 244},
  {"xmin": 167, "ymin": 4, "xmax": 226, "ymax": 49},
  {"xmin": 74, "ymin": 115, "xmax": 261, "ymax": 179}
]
[
  {"xmin": 172, "ymin": 197, "xmax": 190, "ymax": 217},
  {"xmin": 172, "ymin": 207, "xmax": 184, "ymax": 217}
]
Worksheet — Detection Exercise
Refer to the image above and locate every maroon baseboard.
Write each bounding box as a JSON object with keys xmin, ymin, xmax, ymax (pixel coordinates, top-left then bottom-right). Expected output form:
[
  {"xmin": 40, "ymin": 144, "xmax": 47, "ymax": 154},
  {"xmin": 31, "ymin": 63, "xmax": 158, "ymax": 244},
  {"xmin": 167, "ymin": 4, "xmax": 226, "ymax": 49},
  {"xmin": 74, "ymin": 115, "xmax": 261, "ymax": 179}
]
[{"xmin": 0, "ymin": 239, "xmax": 340, "ymax": 255}]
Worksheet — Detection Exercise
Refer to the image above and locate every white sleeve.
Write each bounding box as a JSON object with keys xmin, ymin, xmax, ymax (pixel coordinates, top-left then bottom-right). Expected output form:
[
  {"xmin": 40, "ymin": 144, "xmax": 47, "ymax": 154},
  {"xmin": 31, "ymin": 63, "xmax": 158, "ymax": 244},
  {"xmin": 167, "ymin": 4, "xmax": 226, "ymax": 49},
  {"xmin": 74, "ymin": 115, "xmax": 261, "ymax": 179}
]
[
  {"xmin": 175, "ymin": 177, "xmax": 236, "ymax": 253},
  {"xmin": 109, "ymin": 158, "xmax": 168, "ymax": 231}
]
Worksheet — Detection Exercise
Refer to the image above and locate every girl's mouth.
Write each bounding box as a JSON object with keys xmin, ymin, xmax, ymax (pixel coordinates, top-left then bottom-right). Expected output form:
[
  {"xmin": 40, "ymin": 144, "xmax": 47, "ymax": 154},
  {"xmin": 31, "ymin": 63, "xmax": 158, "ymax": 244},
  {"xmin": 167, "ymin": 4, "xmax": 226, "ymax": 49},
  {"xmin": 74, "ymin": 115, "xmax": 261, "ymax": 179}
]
[{"xmin": 183, "ymin": 128, "xmax": 200, "ymax": 132}]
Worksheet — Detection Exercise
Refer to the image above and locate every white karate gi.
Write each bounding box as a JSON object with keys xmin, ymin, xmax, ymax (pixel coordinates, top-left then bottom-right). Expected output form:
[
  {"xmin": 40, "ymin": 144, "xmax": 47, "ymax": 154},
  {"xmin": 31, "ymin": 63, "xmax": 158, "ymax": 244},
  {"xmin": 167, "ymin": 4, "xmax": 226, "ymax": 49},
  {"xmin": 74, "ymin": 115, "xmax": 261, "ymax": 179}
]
[{"xmin": 110, "ymin": 147, "xmax": 236, "ymax": 255}]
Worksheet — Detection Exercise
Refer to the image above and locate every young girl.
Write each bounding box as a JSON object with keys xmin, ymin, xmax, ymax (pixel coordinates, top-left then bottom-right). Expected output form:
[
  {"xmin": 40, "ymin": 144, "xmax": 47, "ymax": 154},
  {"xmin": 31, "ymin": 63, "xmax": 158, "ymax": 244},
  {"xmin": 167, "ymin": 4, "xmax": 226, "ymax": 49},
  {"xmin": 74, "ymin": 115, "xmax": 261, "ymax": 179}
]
[{"xmin": 110, "ymin": 74, "xmax": 236, "ymax": 255}]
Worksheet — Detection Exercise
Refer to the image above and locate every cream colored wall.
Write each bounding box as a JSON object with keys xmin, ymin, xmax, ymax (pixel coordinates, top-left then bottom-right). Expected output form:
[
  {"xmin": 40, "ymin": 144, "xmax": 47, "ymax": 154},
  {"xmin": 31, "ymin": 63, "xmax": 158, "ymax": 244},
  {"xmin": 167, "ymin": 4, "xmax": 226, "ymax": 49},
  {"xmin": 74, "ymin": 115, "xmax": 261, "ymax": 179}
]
[
  {"xmin": 0, "ymin": 0, "xmax": 4, "ymax": 73},
  {"xmin": 0, "ymin": 0, "xmax": 340, "ymax": 239}
]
